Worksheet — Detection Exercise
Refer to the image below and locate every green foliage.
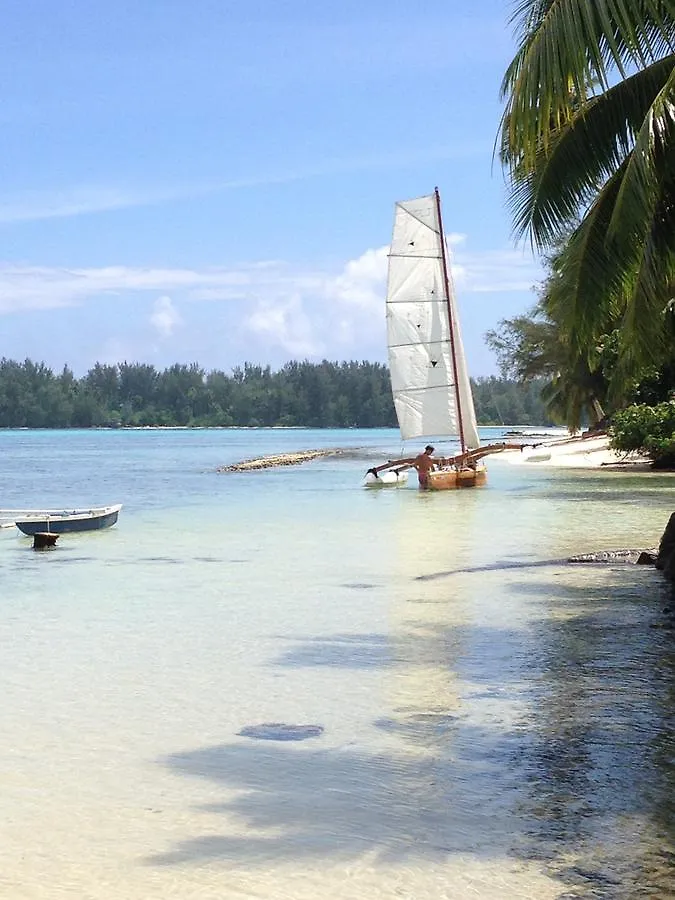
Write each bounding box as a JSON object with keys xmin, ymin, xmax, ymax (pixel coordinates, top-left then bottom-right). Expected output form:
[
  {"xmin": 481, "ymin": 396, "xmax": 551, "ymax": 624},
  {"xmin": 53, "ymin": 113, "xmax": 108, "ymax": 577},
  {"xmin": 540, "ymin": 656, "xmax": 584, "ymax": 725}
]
[
  {"xmin": 610, "ymin": 401, "xmax": 675, "ymax": 467},
  {"xmin": 471, "ymin": 376, "xmax": 552, "ymax": 426},
  {"xmin": 485, "ymin": 300, "xmax": 611, "ymax": 430},
  {"xmin": 500, "ymin": 1, "xmax": 675, "ymax": 382},
  {"xmin": 0, "ymin": 357, "xmax": 550, "ymax": 429}
]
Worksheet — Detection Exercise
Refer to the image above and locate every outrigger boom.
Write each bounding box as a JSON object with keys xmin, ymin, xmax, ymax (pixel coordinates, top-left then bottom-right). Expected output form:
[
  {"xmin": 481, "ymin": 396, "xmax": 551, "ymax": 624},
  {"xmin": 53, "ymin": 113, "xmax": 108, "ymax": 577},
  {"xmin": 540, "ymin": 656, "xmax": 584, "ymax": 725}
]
[{"xmin": 366, "ymin": 443, "xmax": 522, "ymax": 490}]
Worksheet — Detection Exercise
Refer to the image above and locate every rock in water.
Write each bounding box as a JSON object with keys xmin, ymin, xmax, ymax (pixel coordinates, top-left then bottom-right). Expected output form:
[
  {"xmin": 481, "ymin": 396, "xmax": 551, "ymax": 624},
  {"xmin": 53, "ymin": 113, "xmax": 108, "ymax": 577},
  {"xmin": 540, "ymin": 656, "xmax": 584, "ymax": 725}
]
[
  {"xmin": 657, "ymin": 512, "xmax": 675, "ymax": 571},
  {"xmin": 636, "ymin": 551, "xmax": 658, "ymax": 565},
  {"xmin": 237, "ymin": 723, "xmax": 324, "ymax": 741},
  {"xmin": 568, "ymin": 549, "xmax": 644, "ymax": 564}
]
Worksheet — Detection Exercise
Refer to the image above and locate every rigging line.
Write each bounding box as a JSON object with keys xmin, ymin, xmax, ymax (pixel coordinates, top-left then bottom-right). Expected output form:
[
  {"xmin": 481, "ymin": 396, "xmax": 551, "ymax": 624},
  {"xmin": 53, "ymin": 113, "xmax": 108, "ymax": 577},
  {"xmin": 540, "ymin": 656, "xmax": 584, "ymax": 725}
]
[
  {"xmin": 388, "ymin": 340, "xmax": 451, "ymax": 349},
  {"xmin": 393, "ymin": 383, "xmax": 457, "ymax": 395},
  {"xmin": 387, "ymin": 301, "xmax": 452, "ymax": 309},
  {"xmin": 388, "ymin": 253, "xmax": 443, "ymax": 260},
  {"xmin": 395, "ymin": 200, "xmax": 441, "ymax": 233},
  {"xmin": 435, "ymin": 186, "xmax": 466, "ymax": 454}
]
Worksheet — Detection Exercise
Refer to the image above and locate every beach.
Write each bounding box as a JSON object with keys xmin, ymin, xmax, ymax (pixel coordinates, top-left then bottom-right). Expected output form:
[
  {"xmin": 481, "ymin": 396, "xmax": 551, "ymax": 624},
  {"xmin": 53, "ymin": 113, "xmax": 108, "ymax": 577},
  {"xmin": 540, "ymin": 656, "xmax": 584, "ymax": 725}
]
[
  {"xmin": 0, "ymin": 426, "xmax": 673, "ymax": 899},
  {"xmin": 503, "ymin": 432, "xmax": 656, "ymax": 471}
]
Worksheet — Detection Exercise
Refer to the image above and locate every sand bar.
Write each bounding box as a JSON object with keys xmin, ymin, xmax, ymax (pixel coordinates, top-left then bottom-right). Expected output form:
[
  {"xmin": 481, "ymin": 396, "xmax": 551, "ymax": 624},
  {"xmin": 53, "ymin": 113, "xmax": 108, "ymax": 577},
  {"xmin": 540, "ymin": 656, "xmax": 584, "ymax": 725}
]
[{"xmin": 218, "ymin": 448, "xmax": 344, "ymax": 472}]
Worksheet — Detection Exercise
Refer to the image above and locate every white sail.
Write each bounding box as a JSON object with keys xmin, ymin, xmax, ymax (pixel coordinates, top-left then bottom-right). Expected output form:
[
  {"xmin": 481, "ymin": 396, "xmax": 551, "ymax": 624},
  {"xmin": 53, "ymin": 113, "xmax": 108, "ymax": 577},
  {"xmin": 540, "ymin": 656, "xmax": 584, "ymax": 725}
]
[{"xmin": 385, "ymin": 192, "xmax": 480, "ymax": 448}]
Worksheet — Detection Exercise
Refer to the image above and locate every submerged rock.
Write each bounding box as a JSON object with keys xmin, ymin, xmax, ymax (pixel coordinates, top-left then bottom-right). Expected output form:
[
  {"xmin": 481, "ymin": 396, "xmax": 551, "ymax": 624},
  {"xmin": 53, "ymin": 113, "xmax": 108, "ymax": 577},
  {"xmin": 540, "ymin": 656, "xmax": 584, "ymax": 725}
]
[{"xmin": 237, "ymin": 723, "xmax": 324, "ymax": 741}]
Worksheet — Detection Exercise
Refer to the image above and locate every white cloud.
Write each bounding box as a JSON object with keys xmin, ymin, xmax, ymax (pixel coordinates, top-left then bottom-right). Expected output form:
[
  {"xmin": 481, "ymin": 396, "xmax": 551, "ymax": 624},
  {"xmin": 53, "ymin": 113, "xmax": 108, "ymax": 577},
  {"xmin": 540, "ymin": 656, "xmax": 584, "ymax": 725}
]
[
  {"xmin": 0, "ymin": 264, "xmax": 258, "ymax": 313},
  {"xmin": 0, "ymin": 186, "xmax": 173, "ymax": 224},
  {"xmin": 150, "ymin": 295, "xmax": 182, "ymax": 338},
  {"xmin": 0, "ymin": 244, "xmax": 541, "ymax": 318},
  {"xmin": 0, "ymin": 242, "xmax": 542, "ymax": 371},
  {"xmin": 452, "ymin": 247, "xmax": 543, "ymax": 293},
  {"xmin": 244, "ymin": 295, "xmax": 322, "ymax": 357},
  {"xmin": 325, "ymin": 246, "xmax": 389, "ymax": 310},
  {"xmin": 0, "ymin": 146, "xmax": 491, "ymax": 225}
]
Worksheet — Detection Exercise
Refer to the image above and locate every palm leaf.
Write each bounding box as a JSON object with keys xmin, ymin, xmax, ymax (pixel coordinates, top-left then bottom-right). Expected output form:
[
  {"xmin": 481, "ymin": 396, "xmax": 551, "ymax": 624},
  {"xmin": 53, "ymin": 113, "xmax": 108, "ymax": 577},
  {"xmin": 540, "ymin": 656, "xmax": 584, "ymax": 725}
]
[
  {"xmin": 543, "ymin": 168, "xmax": 634, "ymax": 352},
  {"xmin": 619, "ymin": 189, "xmax": 675, "ymax": 367},
  {"xmin": 502, "ymin": 0, "xmax": 675, "ymax": 167},
  {"xmin": 609, "ymin": 63, "xmax": 675, "ymax": 240},
  {"xmin": 507, "ymin": 56, "xmax": 675, "ymax": 246}
]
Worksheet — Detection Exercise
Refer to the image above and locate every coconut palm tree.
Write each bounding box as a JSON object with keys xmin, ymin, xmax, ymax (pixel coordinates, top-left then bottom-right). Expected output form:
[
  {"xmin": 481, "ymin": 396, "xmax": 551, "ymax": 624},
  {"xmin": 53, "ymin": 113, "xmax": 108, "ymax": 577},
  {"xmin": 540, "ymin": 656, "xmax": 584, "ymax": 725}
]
[{"xmin": 500, "ymin": 1, "xmax": 675, "ymax": 385}]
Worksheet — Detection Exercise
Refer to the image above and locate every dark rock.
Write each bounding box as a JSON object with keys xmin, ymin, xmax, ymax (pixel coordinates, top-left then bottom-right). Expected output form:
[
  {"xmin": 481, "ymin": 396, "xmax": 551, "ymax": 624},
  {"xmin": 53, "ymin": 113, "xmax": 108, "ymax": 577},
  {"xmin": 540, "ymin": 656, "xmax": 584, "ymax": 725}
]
[
  {"xmin": 636, "ymin": 551, "xmax": 658, "ymax": 565},
  {"xmin": 663, "ymin": 549, "xmax": 675, "ymax": 584},
  {"xmin": 237, "ymin": 723, "xmax": 324, "ymax": 741},
  {"xmin": 656, "ymin": 512, "xmax": 675, "ymax": 571}
]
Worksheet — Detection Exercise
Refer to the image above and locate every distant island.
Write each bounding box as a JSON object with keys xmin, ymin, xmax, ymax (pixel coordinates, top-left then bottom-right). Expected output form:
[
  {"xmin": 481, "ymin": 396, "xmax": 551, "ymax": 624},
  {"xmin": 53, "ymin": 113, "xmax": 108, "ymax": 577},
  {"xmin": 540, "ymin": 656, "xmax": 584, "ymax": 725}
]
[{"xmin": 0, "ymin": 358, "xmax": 552, "ymax": 429}]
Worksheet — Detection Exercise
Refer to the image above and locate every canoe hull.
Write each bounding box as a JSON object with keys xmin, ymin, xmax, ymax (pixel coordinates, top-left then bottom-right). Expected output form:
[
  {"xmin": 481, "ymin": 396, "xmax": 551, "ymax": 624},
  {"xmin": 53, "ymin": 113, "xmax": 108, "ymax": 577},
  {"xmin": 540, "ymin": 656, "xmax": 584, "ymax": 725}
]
[
  {"xmin": 428, "ymin": 467, "xmax": 487, "ymax": 490},
  {"xmin": 15, "ymin": 505, "xmax": 121, "ymax": 535}
]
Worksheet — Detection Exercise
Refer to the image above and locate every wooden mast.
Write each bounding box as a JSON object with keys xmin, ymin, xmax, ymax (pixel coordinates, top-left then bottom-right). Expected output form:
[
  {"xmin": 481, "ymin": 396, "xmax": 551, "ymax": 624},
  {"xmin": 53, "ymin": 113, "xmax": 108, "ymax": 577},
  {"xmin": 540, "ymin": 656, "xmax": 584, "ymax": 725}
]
[{"xmin": 434, "ymin": 186, "xmax": 466, "ymax": 455}]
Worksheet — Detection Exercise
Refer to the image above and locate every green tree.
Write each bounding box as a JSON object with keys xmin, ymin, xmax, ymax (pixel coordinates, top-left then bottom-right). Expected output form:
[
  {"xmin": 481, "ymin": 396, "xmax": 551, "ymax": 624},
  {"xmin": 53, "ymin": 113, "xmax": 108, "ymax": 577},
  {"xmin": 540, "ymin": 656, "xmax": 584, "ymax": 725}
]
[
  {"xmin": 611, "ymin": 400, "xmax": 675, "ymax": 466},
  {"xmin": 500, "ymin": 1, "xmax": 675, "ymax": 386}
]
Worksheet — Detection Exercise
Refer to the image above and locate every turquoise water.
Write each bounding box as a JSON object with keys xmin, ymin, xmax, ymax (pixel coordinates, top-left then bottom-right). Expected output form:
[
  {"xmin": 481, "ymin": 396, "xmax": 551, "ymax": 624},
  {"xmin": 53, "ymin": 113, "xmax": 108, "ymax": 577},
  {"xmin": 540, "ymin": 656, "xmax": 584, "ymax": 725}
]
[{"xmin": 0, "ymin": 427, "xmax": 674, "ymax": 899}]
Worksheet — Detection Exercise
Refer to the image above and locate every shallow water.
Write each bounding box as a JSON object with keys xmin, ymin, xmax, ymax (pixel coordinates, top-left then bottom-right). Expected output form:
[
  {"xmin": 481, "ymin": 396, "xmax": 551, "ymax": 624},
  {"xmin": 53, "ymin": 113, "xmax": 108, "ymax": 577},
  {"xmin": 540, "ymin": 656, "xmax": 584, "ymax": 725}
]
[{"xmin": 0, "ymin": 428, "xmax": 674, "ymax": 898}]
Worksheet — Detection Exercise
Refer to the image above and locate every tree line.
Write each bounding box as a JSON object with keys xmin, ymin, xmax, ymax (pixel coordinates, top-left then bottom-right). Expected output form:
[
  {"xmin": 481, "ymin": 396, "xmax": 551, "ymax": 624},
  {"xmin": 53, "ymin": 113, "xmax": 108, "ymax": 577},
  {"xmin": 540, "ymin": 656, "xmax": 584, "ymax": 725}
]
[{"xmin": 0, "ymin": 358, "xmax": 550, "ymax": 429}]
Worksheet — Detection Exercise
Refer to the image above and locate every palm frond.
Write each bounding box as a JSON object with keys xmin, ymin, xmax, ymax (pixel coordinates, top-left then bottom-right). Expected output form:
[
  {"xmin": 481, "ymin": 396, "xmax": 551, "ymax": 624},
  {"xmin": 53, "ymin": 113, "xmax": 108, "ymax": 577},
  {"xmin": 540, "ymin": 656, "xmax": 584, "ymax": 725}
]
[
  {"xmin": 506, "ymin": 56, "xmax": 675, "ymax": 245},
  {"xmin": 619, "ymin": 193, "xmax": 675, "ymax": 366},
  {"xmin": 543, "ymin": 168, "xmax": 633, "ymax": 351},
  {"xmin": 502, "ymin": 0, "xmax": 675, "ymax": 167},
  {"xmin": 608, "ymin": 63, "xmax": 675, "ymax": 240}
]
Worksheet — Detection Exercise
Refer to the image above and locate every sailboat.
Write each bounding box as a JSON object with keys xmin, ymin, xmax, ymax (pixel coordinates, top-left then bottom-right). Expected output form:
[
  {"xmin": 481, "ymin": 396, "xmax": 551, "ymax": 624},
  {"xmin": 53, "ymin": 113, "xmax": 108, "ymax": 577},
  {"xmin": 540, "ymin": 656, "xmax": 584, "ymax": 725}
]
[{"xmin": 365, "ymin": 188, "xmax": 515, "ymax": 490}]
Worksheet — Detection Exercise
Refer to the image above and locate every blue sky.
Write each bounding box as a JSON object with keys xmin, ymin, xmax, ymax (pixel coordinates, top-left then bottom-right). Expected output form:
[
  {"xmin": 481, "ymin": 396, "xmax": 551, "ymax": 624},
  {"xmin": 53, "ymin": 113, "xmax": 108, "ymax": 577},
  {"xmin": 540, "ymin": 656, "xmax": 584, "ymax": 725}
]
[{"xmin": 0, "ymin": 0, "xmax": 542, "ymax": 377}]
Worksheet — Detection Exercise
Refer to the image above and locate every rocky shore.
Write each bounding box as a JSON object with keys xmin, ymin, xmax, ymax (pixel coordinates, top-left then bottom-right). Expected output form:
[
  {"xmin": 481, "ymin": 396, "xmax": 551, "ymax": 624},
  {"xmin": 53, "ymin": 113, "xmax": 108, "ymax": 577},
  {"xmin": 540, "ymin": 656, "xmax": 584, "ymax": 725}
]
[
  {"xmin": 655, "ymin": 512, "xmax": 675, "ymax": 587},
  {"xmin": 567, "ymin": 512, "xmax": 675, "ymax": 594},
  {"xmin": 218, "ymin": 448, "xmax": 344, "ymax": 472}
]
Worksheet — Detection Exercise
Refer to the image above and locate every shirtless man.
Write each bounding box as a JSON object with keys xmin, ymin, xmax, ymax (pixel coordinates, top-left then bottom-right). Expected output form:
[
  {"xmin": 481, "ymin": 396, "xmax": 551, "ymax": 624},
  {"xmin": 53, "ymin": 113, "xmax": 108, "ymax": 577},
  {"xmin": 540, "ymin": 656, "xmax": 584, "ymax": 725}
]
[
  {"xmin": 367, "ymin": 444, "xmax": 437, "ymax": 488},
  {"xmin": 412, "ymin": 444, "xmax": 436, "ymax": 488}
]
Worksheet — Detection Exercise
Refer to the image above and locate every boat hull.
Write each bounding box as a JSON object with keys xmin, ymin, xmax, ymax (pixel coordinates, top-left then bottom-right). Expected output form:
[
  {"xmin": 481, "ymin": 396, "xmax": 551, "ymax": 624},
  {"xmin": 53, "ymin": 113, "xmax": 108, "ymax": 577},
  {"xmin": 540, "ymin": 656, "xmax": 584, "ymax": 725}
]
[
  {"xmin": 15, "ymin": 506, "xmax": 121, "ymax": 535},
  {"xmin": 428, "ymin": 467, "xmax": 487, "ymax": 490},
  {"xmin": 364, "ymin": 470, "xmax": 409, "ymax": 488}
]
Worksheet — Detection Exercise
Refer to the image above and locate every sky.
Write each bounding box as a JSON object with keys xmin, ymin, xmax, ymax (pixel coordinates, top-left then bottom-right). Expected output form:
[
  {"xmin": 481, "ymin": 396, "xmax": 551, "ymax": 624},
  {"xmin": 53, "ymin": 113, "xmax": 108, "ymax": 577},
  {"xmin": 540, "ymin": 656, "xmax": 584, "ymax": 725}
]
[{"xmin": 0, "ymin": 0, "xmax": 543, "ymax": 378}]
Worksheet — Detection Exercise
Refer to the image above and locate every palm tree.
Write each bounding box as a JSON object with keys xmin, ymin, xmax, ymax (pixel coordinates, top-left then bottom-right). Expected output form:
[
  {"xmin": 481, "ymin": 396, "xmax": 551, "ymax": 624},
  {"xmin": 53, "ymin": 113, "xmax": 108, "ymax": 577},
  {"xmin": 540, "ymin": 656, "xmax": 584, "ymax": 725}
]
[{"xmin": 500, "ymin": 1, "xmax": 675, "ymax": 386}]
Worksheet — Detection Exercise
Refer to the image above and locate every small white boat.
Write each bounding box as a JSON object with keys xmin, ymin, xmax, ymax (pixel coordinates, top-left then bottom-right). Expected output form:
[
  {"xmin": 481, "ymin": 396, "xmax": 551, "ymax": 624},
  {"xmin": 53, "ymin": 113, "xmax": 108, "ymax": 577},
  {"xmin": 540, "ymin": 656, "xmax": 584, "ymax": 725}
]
[{"xmin": 1, "ymin": 504, "xmax": 122, "ymax": 535}]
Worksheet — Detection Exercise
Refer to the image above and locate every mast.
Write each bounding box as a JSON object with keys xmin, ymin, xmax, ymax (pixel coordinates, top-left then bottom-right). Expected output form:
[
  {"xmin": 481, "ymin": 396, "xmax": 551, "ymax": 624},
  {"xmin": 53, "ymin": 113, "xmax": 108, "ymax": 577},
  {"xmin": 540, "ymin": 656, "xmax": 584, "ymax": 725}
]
[{"xmin": 434, "ymin": 186, "xmax": 466, "ymax": 454}]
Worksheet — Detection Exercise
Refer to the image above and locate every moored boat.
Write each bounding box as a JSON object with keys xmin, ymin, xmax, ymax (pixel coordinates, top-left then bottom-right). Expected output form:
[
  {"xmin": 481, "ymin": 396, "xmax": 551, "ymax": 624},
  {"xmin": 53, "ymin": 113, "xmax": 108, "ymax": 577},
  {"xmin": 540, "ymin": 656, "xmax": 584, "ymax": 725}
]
[{"xmin": 10, "ymin": 504, "xmax": 122, "ymax": 535}]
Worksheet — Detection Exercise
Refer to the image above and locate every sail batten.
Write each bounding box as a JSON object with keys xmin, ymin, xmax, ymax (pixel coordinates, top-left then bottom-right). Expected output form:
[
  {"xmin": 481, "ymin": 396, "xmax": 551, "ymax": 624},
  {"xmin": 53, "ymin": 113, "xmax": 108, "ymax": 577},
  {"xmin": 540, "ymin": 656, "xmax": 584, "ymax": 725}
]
[{"xmin": 385, "ymin": 193, "xmax": 480, "ymax": 447}]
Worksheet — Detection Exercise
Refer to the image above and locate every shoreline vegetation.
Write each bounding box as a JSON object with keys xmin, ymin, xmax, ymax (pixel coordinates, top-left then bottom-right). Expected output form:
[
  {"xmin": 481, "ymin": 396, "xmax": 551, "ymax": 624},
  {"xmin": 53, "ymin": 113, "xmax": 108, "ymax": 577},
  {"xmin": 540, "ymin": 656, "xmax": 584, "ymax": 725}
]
[{"xmin": 0, "ymin": 358, "xmax": 549, "ymax": 429}]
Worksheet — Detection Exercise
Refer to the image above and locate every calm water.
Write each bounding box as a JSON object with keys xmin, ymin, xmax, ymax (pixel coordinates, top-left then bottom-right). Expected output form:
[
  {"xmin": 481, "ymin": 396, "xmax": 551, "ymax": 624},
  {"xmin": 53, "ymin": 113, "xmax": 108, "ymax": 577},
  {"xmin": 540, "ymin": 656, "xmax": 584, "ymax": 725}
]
[{"xmin": 0, "ymin": 427, "xmax": 674, "ymax": 899}]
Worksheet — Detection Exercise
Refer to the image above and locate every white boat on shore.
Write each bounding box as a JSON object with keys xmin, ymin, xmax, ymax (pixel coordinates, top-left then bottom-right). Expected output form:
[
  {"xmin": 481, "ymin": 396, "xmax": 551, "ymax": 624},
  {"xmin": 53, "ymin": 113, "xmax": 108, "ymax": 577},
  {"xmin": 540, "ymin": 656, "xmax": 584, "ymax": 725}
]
[{"xmin": 507, "ymin": 433, "xmax": 648, "ymax": 468}]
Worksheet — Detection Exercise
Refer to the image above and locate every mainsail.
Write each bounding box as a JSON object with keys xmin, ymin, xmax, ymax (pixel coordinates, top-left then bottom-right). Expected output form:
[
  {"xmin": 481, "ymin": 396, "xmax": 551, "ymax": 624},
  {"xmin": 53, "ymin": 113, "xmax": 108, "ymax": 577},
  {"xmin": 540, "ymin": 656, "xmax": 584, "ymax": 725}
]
[{"xmin": 385, "ymin": 191, "xmax": 480, "ymax": 449}]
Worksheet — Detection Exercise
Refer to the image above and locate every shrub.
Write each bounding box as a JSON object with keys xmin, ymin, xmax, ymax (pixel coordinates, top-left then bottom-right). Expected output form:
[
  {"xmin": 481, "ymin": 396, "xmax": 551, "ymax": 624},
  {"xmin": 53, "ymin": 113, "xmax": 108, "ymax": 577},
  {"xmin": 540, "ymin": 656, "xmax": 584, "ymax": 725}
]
[{"xmin": 610, "ymin": 402, "xmax": 675, "ymax": 468}]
